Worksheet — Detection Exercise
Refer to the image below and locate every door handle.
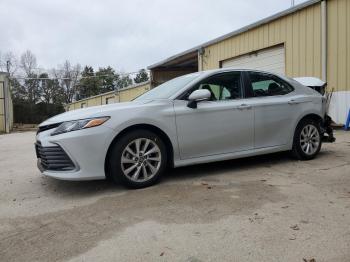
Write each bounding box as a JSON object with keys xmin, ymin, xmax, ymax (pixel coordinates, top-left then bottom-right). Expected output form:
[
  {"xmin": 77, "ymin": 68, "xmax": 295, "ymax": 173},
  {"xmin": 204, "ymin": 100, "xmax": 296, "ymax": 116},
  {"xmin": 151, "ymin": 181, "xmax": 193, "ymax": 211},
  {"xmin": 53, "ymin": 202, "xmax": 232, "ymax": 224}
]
[
  {"xmin": 238, "ymin": 104, "xmax": 252, "ymax": 110},
  {"xmin": 288, "ymin": 99, "xmax": 299, "ymax": 105}
]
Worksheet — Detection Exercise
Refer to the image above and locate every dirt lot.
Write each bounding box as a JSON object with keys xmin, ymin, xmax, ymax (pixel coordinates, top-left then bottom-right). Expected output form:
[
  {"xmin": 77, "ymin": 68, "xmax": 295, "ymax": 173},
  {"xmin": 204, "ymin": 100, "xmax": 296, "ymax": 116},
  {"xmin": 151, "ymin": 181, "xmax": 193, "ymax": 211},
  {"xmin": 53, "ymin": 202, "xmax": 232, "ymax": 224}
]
[{"xmin": 0, "ymin": 131, "xmax": 350, "ymax": 262}]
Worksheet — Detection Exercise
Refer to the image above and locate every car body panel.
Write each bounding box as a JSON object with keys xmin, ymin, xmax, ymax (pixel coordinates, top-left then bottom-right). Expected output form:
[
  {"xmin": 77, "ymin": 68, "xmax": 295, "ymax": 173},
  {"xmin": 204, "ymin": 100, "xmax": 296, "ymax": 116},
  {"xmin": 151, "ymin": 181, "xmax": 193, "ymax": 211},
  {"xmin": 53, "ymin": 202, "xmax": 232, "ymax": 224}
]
[
  {"xmin": 36, "ymin": 125, "xmax": 115, "ymax": 180},
  {"xmin": 173, "ymin": 144, "xmax": 291, "ymax": 168},
  {"xmin": 173, "ymin": 99, "xmax": 254, "ymax": 159},
  {"xmin": 251, "ymin": 93, "xmax": 301, "ymax": 148},
  {"xmin": 39, "ymin": 100, "xmax": 152, "ymax": 126}
]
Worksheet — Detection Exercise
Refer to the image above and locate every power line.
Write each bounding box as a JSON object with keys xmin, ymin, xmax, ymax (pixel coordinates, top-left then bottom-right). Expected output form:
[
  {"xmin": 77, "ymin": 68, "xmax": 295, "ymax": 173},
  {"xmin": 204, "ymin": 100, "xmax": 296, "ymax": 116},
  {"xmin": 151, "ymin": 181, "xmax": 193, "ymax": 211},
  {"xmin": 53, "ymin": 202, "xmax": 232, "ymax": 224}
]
[
  {"xmin": 11, "ymin": 76, "xmax": 72, "ymax": 80},
  {"xmin": 10, "ymin": 70, "xmax": 149, "ymax": 81}
]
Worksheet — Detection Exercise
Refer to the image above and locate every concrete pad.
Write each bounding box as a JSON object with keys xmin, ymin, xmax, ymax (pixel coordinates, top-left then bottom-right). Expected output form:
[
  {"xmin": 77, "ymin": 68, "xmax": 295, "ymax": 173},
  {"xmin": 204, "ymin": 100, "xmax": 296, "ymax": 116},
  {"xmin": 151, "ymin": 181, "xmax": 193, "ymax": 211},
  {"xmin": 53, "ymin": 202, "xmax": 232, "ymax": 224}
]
[{"xmin": 0, "ymin": 131, "xmax": 349, "ymax": 262}]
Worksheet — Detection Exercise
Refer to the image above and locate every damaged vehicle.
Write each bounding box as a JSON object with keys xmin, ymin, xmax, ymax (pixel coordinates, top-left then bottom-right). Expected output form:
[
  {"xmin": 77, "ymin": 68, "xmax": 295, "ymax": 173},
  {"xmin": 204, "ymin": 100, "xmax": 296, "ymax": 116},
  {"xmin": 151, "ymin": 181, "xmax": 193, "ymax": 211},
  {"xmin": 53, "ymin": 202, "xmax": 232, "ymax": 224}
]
[{"xmin": 35, "ymin": 69, "xmax": 335, "ymax": 188}]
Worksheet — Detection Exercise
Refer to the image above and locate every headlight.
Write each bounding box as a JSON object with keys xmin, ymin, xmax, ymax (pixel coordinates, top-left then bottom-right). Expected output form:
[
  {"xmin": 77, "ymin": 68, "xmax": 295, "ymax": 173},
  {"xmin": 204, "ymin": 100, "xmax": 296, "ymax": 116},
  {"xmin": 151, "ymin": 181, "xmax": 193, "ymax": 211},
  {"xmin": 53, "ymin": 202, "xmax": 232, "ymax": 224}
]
[{"xmin": 51, "ymin": 116, "xmax": 110, "ymax": 136}]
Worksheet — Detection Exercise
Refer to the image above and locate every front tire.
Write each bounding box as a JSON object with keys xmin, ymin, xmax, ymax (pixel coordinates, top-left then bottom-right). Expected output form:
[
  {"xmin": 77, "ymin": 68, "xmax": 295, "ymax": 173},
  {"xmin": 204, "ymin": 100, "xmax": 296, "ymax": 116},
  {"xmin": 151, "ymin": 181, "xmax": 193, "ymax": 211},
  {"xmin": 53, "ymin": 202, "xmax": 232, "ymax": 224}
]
[
  {"xmin": 292, "ymin": 118, "xmax": 322, "ymax": 160},
  {"xmin": 108, "ymin": 130, "xmax": 167, "ymax": 188}
]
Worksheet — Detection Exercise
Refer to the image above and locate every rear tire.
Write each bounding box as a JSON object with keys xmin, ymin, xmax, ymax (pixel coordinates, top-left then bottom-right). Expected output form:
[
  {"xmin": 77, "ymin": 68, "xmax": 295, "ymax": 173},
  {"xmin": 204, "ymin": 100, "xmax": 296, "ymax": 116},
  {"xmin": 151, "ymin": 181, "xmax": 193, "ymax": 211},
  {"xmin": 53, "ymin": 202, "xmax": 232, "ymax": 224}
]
[
  {"xmin": 108, "ymin": 129, "xmax": 167, "ymax": 188},
  {"xmin": 292, "ymin": 118, "xmax": 322, "ymax": 160}
]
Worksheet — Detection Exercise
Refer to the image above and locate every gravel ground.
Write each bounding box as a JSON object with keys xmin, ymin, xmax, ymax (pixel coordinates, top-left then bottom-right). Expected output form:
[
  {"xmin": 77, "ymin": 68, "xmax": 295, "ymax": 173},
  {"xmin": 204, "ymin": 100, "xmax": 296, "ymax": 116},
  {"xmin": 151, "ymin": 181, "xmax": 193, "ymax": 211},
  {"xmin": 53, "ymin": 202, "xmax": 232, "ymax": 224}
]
[{"xmin": 0, "ymin": 130, "xmax": 349, "ymax": 262}]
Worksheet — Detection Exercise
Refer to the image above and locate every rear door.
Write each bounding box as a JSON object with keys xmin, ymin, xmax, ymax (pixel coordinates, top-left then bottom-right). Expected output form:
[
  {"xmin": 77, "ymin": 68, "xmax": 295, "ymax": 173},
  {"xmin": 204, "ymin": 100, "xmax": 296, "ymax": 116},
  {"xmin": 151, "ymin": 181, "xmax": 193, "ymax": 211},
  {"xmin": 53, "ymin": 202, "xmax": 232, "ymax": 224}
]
[{"xmin": 244, "ymin": 71, "xmax": 296, "ymax": 148}]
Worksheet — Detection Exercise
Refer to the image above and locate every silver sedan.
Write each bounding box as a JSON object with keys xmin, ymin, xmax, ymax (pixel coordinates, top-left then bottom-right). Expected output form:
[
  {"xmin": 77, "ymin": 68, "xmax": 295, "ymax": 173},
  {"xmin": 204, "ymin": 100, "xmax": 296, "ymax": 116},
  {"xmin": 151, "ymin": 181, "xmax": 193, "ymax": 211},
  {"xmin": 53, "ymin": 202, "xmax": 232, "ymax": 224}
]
[{"xmin": 35, "ymin": 69, "xmax": 333, "ymax": 188}]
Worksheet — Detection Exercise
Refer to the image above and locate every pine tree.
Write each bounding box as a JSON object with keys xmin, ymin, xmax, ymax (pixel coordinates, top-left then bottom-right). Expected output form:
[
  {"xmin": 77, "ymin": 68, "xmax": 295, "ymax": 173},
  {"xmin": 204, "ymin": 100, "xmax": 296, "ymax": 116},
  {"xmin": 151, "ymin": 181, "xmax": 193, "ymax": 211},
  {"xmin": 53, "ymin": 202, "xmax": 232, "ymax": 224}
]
[
  {"xmin": 134, "ymin": 69, "xmax": 149, "ymax": 83},
  {"xmin": 79, "ymin": 66, "xmax": 99, "ymax": 99},
  {"xmin": 96, "ymin": 66, "xmax": 116, "ymax": 93}
]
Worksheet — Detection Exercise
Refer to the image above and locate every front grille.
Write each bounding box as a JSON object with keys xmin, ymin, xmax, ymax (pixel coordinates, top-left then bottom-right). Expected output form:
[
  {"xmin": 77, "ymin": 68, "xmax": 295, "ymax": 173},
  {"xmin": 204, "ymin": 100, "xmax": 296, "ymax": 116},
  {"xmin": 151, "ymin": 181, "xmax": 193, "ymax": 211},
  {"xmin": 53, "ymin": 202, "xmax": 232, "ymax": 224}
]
[{"xmin": 35, "ymin": 142, "xmax": 75, "ymax": 171}]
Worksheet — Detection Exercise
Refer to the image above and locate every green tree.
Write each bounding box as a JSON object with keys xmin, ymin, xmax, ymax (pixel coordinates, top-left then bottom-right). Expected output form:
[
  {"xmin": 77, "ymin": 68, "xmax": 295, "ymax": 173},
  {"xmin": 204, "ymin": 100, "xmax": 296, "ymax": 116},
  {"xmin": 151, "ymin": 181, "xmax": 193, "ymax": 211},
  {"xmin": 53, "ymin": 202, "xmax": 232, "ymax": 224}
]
[
  {"xmin": 133, "ymin": 69, "xmax": 149, "ymax": 83},
  {"xmin": 96, "ymin": 66, "xmax": 116, "ymax": 93},
  {"xmin": 24, "ymin": 73, "xmax": 41, "ymax": 104},
  {"xmin": 116, "ymin": 75, "xmax": 133, "ymax": 89},
  {"xmin": 79, "ymin": 66, "xmax": 99, "ymax": 99},
  {"xmin": 10, "ymin": 78, "xmax": 26, "ymax": 102}
]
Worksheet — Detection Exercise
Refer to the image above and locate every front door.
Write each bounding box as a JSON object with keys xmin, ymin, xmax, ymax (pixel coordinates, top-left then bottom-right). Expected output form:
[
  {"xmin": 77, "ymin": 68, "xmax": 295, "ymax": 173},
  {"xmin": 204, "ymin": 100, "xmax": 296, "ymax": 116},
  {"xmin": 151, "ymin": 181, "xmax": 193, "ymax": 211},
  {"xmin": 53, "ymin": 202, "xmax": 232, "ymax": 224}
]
[{"xmin": 174, "ymin": 72, "xmax": 254, "ymax": 159}]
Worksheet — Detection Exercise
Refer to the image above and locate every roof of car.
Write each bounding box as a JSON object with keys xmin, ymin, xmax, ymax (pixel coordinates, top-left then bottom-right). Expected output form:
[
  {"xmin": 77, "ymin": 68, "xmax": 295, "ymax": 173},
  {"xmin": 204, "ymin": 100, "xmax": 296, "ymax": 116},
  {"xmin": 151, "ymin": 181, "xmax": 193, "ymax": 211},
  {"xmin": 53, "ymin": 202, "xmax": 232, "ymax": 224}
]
[{"xmin": 195, "ymin": 68, "xmax": 281, "ymax": 76}]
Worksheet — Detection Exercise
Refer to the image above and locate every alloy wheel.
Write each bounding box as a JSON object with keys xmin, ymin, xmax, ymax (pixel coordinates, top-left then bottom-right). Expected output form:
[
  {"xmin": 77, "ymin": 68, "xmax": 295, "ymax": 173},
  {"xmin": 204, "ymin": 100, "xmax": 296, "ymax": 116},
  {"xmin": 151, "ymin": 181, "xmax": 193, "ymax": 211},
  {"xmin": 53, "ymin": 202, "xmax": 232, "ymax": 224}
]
[
  {"xmin": 121, "ymin": 138, "xmax": 162, "ymax": 182},
  {"xmin": 300, "ymin": 124, "xmax": 320, "ymax": 155}
]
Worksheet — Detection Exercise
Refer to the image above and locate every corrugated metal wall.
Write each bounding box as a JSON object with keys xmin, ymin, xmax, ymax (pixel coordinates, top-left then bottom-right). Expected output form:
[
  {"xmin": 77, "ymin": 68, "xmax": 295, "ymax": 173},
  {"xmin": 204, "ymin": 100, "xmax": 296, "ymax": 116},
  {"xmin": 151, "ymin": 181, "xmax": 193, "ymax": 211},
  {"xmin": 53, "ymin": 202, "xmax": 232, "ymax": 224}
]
[
  {"xmin": 327, "ymin": 0, "xmax": 350, "ymax": 123},
  {"xmin": 67, "ymin": 82, "xmax": 150, "ymax": 111},
  {"xmin": 328, "ymin": 0, "xmax": 350, "ymax": 93},
  {"xmin": 119, "ymin": 82, "xmax": 150, "ymax": 101},
  {"xmin": 203, "ymin": 3, "xmax": 323, "ymax": 79}
]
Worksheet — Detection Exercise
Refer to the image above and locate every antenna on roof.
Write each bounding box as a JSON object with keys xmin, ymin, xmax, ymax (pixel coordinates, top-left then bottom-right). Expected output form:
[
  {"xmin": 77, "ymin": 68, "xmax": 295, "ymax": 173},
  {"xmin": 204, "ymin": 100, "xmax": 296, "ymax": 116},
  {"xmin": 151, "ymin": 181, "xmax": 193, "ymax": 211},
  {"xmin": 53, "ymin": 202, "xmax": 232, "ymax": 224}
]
[{"xmin": 291, "ymin": 0, "xmax": 295, "ymax": 7}]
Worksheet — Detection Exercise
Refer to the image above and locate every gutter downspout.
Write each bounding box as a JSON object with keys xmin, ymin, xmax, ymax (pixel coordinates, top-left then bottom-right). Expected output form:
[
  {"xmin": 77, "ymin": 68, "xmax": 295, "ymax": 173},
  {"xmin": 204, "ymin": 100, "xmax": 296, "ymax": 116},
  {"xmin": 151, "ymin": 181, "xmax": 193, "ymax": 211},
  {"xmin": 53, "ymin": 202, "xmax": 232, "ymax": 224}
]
[
  {"xmin": 321, "ymin": 0, "xmax": 327, "ymax": 82},
  {"xmin": 198, "ymin": 47, "xmax": 205, "ymax": 71}
]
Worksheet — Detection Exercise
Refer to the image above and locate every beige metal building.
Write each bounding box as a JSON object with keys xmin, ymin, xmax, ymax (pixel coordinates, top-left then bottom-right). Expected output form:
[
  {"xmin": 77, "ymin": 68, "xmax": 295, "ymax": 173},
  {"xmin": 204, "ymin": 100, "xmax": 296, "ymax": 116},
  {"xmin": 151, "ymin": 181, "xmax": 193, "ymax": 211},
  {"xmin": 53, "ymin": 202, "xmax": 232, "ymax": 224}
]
[
  {"xmin": 66, "ymin": 81, "xmax": 150, "ymax": 111},
  {"xmin": 148, "ymin": 0, "xmax": 350, "ymax": 124},
  {"xmin": 0, "ymin": 72, "xmax": 13, "ymax": 133}
]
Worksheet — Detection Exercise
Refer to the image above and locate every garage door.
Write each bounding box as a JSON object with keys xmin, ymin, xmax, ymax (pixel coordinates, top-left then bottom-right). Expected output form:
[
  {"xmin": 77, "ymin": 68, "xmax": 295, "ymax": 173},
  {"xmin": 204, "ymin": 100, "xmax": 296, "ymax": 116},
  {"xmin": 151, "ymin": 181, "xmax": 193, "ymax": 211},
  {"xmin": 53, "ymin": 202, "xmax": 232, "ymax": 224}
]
[{"xmin": 221, "ymin": 45, "xmax": 285, "ymax": 75}]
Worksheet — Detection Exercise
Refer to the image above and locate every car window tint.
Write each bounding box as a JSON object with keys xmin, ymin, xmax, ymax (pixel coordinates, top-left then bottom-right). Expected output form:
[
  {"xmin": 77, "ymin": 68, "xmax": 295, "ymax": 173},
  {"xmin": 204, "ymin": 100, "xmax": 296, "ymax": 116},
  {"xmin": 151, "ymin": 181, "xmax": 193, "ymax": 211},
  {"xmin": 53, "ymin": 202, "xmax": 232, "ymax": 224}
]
[
  {"xmin": 184, "ymin": 72, "xmax": 242, "ymax": 101},
  {"xmin": 221, "ymin": 87, "xmax": 231, "ymax": 100},
  {"xmin": 248, "ymin": 72, "xmax": 293, "ymax": 97},
  {"xmin": 198, "ymin": 84, "xmax": 220, "ymax": 100}
]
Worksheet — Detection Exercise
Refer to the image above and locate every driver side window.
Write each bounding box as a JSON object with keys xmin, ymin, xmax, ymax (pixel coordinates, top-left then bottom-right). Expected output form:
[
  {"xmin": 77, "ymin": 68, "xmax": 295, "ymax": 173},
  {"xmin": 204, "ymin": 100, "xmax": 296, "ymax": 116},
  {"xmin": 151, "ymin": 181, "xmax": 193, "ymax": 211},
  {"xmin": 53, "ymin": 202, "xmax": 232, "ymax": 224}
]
[{"xmin": 182, "ymin": 72, "xmax": 242, "ymax": 101}]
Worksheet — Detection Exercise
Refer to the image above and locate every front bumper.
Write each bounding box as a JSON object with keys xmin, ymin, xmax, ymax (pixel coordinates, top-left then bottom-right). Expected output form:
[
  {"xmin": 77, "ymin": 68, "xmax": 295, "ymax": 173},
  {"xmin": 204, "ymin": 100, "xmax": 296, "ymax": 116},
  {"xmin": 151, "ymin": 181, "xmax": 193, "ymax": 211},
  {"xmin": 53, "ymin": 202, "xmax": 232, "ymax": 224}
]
[
  {"xmin": 35, "ymin": 125, "xmax": 115, "ymax": 181},
  {"xmin": 35, "ymin": 142, "xmax": 76, "ymax": 171}
]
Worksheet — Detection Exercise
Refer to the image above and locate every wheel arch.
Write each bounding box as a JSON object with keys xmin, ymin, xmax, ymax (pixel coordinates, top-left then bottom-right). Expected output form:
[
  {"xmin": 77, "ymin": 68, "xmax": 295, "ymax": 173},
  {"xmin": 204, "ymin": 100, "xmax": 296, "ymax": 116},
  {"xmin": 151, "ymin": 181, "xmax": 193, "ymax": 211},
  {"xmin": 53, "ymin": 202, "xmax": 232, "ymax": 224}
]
[
  {"xmin": 296, "ymin": 113, "xmax": 324, "ymax": 128},
  {"xmin": 291, "ymin": 113, "xmax": 323, "ymax": 160},
  {"xmin": 292, "ymin": 113, "xmax": 324, "ymax": 141},
  {"xmin": 104, "ymin": 124, "xmax": 174, "ymax": 179}
]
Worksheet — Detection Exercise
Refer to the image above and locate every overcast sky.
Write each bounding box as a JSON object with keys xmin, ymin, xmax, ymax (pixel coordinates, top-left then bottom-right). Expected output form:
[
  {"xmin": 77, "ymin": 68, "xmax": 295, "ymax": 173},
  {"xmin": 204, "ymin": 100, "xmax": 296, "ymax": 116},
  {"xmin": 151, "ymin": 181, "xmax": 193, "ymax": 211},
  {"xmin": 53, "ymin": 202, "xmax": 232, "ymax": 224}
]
[{"xmin": 0, "ymin": 0, "xmax": 307, "ymax": 72}]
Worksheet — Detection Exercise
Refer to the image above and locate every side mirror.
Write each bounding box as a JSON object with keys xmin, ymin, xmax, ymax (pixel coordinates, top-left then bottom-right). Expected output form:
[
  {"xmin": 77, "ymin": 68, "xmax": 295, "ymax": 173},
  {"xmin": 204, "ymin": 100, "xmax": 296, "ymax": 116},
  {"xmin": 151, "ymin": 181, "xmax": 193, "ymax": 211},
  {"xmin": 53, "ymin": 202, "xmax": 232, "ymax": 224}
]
[{"xmin": 187, "ymin": 89, "xmax": 211, "ymax": 109}]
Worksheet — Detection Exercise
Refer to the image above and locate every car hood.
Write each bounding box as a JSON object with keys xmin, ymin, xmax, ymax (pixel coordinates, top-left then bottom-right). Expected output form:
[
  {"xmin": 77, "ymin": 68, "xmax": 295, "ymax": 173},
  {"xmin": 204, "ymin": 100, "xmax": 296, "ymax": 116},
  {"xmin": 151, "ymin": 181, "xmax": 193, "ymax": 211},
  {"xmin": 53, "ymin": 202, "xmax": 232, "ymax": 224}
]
[{"xmin": 39, "ymin": 100, "xmax": 151, "ymax": 127}]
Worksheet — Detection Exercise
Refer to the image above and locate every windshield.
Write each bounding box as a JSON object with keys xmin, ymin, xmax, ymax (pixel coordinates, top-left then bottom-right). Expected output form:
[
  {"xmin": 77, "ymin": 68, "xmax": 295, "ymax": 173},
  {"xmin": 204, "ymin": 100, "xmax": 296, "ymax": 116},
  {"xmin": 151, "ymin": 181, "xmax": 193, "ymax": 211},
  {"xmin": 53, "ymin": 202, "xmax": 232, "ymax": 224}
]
[{"xmin": 134, "ymin": 72, "xmax": 201, "ymax": 101}]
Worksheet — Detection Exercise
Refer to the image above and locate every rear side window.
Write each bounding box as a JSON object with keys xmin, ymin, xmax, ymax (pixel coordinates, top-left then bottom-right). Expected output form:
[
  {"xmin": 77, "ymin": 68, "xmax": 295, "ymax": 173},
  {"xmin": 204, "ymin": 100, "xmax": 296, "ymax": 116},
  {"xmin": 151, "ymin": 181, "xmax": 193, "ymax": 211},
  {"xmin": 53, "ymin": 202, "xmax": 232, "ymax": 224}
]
[{"xmin": 247, "ymin": 72, "xmax": 294, "ymax": 97}]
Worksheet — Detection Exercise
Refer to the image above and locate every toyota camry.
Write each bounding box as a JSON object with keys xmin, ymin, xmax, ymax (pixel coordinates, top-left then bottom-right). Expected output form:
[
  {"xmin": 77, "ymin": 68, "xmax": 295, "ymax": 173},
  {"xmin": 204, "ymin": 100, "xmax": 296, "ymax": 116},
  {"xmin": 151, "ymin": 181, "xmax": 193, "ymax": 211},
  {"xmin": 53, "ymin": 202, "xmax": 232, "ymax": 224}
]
[{"xmin": 35, "ymin": 69, "xmax": 334, "ymax": 188}]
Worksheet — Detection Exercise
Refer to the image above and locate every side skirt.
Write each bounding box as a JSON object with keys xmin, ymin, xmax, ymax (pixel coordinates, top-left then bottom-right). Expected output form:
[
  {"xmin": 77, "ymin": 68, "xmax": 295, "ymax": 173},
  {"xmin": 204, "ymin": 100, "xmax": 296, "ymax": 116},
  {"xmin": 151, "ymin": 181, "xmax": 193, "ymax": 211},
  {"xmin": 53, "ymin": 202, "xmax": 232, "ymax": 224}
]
[{"xmin": 173, "ymin": 144, "xmax": 291, "ymax": 168}]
